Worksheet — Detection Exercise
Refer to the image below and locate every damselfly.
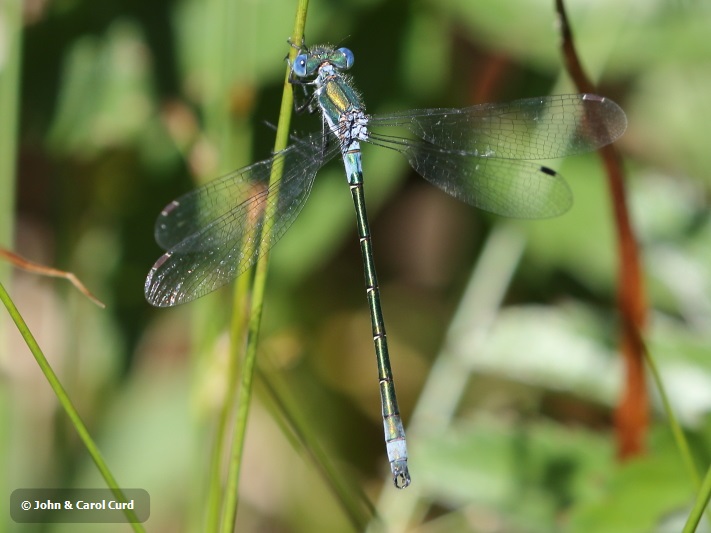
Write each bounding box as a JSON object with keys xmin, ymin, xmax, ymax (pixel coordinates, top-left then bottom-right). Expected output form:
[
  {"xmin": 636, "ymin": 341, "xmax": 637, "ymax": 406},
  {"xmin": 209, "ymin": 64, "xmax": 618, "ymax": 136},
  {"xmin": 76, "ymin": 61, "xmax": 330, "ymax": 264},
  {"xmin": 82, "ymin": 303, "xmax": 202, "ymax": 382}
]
[{"xmin": 145, "ymin": 43, "xmax": 627, "ymax": 489}]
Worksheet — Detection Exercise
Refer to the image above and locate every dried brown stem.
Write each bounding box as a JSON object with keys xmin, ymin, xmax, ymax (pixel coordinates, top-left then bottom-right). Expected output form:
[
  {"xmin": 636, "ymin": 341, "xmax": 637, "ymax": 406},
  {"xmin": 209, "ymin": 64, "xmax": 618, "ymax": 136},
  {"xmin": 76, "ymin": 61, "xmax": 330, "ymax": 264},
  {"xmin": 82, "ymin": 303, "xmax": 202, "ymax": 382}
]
[{"xmin": 0, "ymin": 248, "xmax": 105, "ymax": 308}]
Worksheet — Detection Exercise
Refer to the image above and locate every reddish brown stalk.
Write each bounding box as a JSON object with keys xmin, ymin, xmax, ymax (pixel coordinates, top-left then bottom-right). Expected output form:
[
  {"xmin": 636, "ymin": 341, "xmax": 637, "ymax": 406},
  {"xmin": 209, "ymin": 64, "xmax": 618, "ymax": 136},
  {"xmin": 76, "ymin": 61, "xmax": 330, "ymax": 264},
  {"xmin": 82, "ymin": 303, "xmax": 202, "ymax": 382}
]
[{"xmin": 554, "ymin": 0, "xmax": 648, "ymax": 458}]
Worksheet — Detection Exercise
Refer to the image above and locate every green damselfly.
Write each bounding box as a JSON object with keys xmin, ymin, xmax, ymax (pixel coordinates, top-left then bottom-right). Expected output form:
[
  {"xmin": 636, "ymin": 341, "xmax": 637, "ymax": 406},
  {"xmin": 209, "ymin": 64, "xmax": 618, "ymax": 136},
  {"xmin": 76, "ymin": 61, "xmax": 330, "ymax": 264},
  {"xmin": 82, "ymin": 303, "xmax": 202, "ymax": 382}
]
[{"xmin": 145, "ymin": 43, "xmax": 627, "ymax": 489}]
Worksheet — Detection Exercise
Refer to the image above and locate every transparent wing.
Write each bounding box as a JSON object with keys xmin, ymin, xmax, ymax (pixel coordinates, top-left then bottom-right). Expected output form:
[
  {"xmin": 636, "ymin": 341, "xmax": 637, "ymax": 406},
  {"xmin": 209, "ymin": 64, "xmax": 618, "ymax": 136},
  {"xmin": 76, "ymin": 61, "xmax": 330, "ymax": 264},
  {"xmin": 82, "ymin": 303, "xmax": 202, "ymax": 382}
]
[
  {"xmin": 145, "ymin": 133, "xmax": 338, "ymax": 307},
  {"xmin": 369, "ymin": 93, "xmax": 627, "ymax": 160},
  {"xmin": 371, "ymin": 136, "xmax": 573, "ymax": 218}
]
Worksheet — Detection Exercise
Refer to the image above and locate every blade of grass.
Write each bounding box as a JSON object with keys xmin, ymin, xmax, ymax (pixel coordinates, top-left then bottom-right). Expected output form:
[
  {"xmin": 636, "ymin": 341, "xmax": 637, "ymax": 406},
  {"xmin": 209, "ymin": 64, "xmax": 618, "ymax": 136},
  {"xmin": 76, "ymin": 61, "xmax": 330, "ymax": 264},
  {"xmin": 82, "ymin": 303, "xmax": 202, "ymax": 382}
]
[
  {"xmin": 0, "ymin": 1, "xmax": 22, "ymax": 524},
  {"xmin": 218, "ymin": 2, "xmax": 310, "ymax": 531},
  {"xmin": 0, "ymin": 281, "xmax": 145, "ymax": 530},
  {"xmin": 0, "ymin": 0, "xmax": 20, "ymax": 259},
  {"xmin": 256, "ymin": 358, "xmax": 375, "ymax": 530}
]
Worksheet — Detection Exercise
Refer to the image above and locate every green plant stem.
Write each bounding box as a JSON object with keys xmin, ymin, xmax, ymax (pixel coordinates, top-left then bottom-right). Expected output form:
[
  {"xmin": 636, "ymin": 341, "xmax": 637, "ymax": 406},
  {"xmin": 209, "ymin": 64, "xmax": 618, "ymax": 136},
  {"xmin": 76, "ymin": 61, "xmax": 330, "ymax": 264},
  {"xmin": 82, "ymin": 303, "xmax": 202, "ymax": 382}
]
[
  {"xmin": 218, "ymin": 2, "xmax": 309, "ymax": 532},
  {"xmin": 0, "ymin": 282, "xmax": 145, "ymax": 531},
  {"xmin": 200, "ymin": 0, "xmax": 256, "ymax": 528},
  {"xmin": 205, "ymin": 265, "xmax": 253, "ymax": 532},
  {"xmin": 683, "ymin": 462, "xmax": 711, "ymax": 533},
  {"xmin": 644, "ymin": 343, "xmax": 710, "ymax": 528},
  {"xmin": 644, "ymin": 346, "xmax": 700, "ymax": 488}
]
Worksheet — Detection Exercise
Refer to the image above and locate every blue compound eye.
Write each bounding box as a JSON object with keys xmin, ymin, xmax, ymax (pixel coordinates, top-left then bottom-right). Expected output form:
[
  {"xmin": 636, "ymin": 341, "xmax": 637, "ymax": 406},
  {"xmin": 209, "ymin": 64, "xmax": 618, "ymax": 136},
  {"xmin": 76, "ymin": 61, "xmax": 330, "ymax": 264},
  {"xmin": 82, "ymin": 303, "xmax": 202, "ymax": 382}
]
[
  {"xmin": 336, "ymin": 47, "xmax": 354, "ymax": 70},
  {"xmin": 292, "ymin": 53, "xmax": 308, "ymax": 77}
]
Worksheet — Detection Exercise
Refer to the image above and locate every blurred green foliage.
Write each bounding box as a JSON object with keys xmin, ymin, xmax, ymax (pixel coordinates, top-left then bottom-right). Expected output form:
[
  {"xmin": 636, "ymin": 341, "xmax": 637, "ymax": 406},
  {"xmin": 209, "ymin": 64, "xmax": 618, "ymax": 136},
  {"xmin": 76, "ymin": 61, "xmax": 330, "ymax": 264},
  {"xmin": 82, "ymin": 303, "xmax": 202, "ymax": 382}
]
[{"xmin": 3, "ymin": 0, "xmax": 711, "ymax": 531}]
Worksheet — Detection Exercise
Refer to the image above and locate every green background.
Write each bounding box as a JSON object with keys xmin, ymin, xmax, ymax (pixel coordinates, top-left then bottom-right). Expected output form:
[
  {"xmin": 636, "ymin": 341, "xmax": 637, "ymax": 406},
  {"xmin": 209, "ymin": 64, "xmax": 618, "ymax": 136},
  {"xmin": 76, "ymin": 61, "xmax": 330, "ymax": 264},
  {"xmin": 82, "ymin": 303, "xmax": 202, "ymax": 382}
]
[{"xmin": 2, "ymin": 0, "xmax": 711, "ymax": 531}]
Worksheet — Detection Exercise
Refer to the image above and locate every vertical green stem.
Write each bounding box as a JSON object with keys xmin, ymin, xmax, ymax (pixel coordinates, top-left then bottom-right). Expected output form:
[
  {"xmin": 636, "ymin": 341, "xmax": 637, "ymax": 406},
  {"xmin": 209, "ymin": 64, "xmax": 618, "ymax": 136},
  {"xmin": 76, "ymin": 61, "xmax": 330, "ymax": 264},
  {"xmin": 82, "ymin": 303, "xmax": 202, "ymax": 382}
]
[
  {"xmin": 218, "ymin": 2, "xmax": 309, "ymax": 531},
  {"xmin": 200, "ymin": 0, "xmax": 257, "ymax": 529}
]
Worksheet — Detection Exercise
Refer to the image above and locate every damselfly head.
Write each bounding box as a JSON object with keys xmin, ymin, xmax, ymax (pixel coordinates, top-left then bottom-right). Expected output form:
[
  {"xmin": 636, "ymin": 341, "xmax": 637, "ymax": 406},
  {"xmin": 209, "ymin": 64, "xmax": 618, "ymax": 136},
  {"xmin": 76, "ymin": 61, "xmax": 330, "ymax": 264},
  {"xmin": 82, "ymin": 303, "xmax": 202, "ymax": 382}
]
[{"xmin": 292, "ymin": 45, "xmax": 354, "ymax": 78}]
